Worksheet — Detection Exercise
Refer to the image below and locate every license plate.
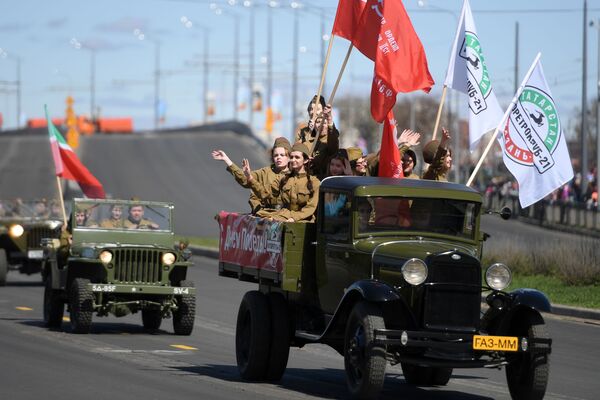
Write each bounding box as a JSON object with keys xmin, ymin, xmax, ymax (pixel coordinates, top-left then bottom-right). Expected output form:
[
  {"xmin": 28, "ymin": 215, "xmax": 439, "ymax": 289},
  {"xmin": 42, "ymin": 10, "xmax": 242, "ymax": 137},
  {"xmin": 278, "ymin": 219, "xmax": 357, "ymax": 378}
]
[
  {"xmin": 473, "ymin": 335, "xmax": 519, "ymax": 352},
  {"xmin": 27, "ymin": 250, "xmax": 44, "ymax": 259}
]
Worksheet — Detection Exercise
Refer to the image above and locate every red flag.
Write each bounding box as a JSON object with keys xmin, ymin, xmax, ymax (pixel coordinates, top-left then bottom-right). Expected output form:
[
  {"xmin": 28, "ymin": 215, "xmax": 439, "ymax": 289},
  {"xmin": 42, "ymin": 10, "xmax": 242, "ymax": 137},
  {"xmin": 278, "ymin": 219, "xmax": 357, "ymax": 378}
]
[
  {"xmin": 46, "ymin": 107, "xmax": 106, "ymax": 199},
  {"xmin": 378, "ymin": 111, "xmax": 403, "ymax": 178},
  {"xmin": 331, "ymin": 0, "xmax": 368, "ymax": 41},
  {"xmin": 354, "ymin": 0, "xmax": 434, "ymax": 121}
]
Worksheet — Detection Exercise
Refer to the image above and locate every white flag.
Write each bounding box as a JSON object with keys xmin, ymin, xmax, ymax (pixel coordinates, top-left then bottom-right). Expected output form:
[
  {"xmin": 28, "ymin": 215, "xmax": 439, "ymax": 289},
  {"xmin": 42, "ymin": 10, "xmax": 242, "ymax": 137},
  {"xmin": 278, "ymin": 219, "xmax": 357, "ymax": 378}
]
[
  {"xmin": 499, "ymin": 56, "xmax": 574, "ymax": 208},
  {"xmin": 444, "ymin": 0, "xmax": 503, "ymax": 150}
]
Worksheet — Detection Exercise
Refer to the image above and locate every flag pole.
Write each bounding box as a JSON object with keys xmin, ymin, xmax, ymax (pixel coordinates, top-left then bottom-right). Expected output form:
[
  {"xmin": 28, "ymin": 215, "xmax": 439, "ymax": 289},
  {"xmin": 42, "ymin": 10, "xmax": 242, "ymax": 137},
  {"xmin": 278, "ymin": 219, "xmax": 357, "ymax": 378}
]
[
  {"xmin": 55, "ymin": 176, "xmax": 68, "ymax": 227},
  {"xmin": 328, "ymin": 43, "xmax": 354, "ymax": 104},
  {"xmin": 466, "ymin": 52, "xmax": 542, "ymax": 186},
  {"xmin": 431, "ymin": 85, "xmax": 448, "ymax": 141}
]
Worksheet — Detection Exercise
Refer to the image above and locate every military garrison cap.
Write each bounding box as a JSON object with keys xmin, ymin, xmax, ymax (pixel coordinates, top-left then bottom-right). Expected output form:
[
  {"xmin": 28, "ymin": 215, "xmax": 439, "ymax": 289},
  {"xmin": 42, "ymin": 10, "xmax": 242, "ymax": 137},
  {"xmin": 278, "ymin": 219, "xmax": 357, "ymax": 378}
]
[
  {"xmin": 291, "ymin": 142, "xmax": 310, "ymax": 157},
  {"xmin": 272, "ymin": 137, "xmax": 292, "ymax": 152}
]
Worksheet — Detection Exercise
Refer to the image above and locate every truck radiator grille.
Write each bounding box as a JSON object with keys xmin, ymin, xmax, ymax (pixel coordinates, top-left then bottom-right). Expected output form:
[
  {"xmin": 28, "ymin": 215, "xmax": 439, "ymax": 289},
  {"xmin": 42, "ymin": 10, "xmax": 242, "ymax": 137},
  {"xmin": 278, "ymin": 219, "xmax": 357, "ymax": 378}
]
[
  {"xmin": 113, "ymin": 249, "xmax": 163, "ymax": 284},
  {"xmin": 423, "ymin": 256, "xmax": 481, "ymax": 332},
  {"xmin": 27, "ymin": 228, "xmax": 56, "ymax": 248}
]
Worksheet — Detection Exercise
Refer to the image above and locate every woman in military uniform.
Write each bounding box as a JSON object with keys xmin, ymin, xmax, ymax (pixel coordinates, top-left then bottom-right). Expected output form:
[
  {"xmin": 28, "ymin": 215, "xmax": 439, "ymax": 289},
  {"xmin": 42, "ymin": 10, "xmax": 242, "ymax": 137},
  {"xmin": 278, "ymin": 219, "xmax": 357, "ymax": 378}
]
[
  {"xmin": 422, "ymin": 127, "xmax": 452, "ymax": 181},
  {"xmin": 243, "ymin": 142, "xmax": 320, "ymax": 222},
  {"xmin": 212, "ymin": 137, "xmax": 291, "ymax": 214},
  {"xmin": 100, "ymin": 204, "xmax": 125, "ymax": 228}
]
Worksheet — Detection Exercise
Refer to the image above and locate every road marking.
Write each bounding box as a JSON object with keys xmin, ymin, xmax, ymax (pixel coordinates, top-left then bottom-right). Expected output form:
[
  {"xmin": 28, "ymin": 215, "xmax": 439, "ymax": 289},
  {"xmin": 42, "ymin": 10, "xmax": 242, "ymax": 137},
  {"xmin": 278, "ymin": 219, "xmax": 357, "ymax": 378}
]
[
  {"xmin": 170, "ymin": 344, "xmax": 198, "ymax": 351},
  {"xmin": 15, "ymin": 306, "xmax": 33, "ymax": 311},
  {"xmin": 93, "ymin": 348, "xmax": 190, "ymax": 354}
]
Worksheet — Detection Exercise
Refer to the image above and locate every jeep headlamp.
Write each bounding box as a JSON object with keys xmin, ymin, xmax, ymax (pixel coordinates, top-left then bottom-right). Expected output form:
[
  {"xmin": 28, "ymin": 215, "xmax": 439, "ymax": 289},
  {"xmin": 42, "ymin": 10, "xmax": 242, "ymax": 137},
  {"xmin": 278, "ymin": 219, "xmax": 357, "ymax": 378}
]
[
  {"xmin": 9, "ymin": 224, "xmax": 24, "ymax": 238},
  {"xmin": 162, "ymin": 252, "xmax": 176, "ymax": 266},
  {"xmin": 485, "ymin": 263, "xmax": 512, "ymax": 290},
  {"xmin": 99, "ymin": 250, "xmax": 113, "ymax": 264},
  {"xmin": 401, "ymin": 258, "xmax": 428, "ymax": 286}
]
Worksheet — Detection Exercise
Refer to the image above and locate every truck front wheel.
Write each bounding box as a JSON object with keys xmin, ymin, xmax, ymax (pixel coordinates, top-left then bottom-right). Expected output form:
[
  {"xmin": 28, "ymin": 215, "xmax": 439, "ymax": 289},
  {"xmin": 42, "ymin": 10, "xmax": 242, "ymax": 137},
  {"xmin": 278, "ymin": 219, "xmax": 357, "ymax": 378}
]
[
  {"xmin": 70, "ymin": 278, "xmax": 94, "ymax": 334},
  {"xmin": 344, "ymin": 301, "xmax": 387, "ymax": 399},
  {"xmin": 505, "ymin": 312, "xmax": 550, "ymax": 400},
  {"xmin": 236, "ymin": 290, "xmax": 271, "ymax": 381}
]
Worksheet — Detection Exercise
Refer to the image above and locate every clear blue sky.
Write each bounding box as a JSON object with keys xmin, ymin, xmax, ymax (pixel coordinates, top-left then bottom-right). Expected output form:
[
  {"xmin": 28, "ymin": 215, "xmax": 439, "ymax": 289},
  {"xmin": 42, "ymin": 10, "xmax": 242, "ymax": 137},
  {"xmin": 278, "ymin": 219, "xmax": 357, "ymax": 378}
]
[{"xmin": 0, "ymin": 0, "xmax": 599, "ymax": 137}]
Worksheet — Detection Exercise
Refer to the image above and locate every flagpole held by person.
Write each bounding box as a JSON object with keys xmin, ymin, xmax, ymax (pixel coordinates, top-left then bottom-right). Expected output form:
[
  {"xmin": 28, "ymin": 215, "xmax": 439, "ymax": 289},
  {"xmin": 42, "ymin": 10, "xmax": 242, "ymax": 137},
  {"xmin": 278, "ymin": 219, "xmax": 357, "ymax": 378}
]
[{"xmin": 466, "ymin": 52, "xmax": 542, "ymax": 187}]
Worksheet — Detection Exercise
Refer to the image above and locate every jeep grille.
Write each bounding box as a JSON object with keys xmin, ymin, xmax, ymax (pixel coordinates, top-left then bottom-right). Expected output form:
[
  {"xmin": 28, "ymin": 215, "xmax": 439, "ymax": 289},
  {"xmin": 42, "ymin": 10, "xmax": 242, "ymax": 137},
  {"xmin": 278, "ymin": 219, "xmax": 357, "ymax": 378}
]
[
  {"xmin": 112, "ymin": 249, "xmax": 163, "ymax": 284},
  {"xmin": 27, "ymin": 227, "xmax": 56, "ymax": 249},
  {"xmin": 423, "ymin": 255, "xmax": 481, "ymax": 332}
]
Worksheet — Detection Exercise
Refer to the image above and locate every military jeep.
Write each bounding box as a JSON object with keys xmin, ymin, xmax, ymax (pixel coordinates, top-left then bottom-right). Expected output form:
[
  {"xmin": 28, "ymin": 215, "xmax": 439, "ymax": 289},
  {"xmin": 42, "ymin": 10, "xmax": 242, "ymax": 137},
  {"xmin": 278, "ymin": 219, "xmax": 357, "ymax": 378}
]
[
  {"xmin": 0, "ymin": 199, "xmax": 63, "ymax": 286},
  {"xmin": 217, "ymin": 177, "xmax": 552, "ymax": 400},
  {"xmin": 42, "ymin": 198, "xmax": 196, "ymax": 335}
]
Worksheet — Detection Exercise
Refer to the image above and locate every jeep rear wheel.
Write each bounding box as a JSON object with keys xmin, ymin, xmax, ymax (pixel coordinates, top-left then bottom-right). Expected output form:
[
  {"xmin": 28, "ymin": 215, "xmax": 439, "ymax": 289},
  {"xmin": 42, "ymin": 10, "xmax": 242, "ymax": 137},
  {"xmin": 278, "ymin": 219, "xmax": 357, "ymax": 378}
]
[
  {"xmin": 264, "ymin": 292, "xmax": 291, "ymax": 381},
  {"xmin": 0, "ymin": 249, "xmax": 8, "ymax": 286},
  {"xmin": 43, "ymin": 276, "xmax": 64, "ymax": 328},
  {"xmin": 344, "ymin": 301, "xmax": 387, "ymax": 400},
  {"xmin": 173, "ymin": 280, "xmax": 195, "ymax": 335},
  {"xmin": 402, "ymin": 363, "xmax": 453, "ymax": 386},
  {"xmin": 70, "ymin": 278, "xmax": 94, "ymax": 334},
  {"xmin": 235, "ymin": 290, "xmax": 271, "ymax": 381},
  {"xmin": 142, "ymin": 309, "xmax": 162, "ymax": 331},
  {"xmin": 506, "ymin": 312, "xmax": 550, "ymax": 400}
]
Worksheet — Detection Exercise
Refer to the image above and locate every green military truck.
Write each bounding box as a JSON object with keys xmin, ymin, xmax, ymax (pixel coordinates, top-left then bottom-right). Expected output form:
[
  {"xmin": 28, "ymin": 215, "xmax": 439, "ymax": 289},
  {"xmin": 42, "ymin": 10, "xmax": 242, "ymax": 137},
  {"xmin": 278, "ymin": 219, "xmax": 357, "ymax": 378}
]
[
  {"xmin": 217, "ymin": 177, "xmax": 552, "ymax": 400},
  {"xmin": 42, "ymin": 198, "xmax": 196, "ymax": 335},
  {"xmin": 0, "ymin": 200, "xmax": 63, "ymax": 285}
]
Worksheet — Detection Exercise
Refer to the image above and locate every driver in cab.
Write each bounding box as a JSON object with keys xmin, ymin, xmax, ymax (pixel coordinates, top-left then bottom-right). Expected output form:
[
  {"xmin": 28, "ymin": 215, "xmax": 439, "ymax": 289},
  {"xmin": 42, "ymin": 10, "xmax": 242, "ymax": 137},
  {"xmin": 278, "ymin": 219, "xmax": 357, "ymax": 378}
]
[{"xmin": 125, "ymin": 204, "xmax": 159, "ymax": 230}]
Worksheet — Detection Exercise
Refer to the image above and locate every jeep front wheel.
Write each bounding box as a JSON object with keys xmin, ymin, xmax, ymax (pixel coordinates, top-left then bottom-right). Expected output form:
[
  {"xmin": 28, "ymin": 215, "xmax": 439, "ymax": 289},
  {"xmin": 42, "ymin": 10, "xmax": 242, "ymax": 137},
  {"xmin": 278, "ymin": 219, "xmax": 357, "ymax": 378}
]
[
  {"xmin": 505, "ymin": 312, "xmax": 550, "ymax": 400},
  {"xmin": 0, "ymin": 249, "xmax": 8, "ymax": 286},
  {"xmin": 173, "ymin": 280, "xmax": 195, "ymax": 335},
  {"xmin": 235, "ymin": 290, "xmax": 271, "ymax": 381},
  {"xmin": 70, "ymin": 278, "xmax": 94, "ymax": 334},
  {"xmin": 43, "ymin": 276, "xmax": 64, "ymax": 328},
  {"xmin": 344, "ymin": 301, "xmax": 387, "ymax": 400}
]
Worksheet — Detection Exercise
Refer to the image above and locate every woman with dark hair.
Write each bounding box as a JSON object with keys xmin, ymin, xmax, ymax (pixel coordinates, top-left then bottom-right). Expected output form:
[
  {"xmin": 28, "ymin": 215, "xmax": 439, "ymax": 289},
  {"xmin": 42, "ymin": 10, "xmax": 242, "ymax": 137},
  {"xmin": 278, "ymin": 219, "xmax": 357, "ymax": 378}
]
[
  {"xmin": 212, "ymin": 137, "xmax": 291, "ymax": 214},
  {"xmin": 422, "ymin": 127, "xmax": 452, "ymax": 181},
  {"xmin": 243, "ymin": 142, "xmax": 320, "ymax": 222}
]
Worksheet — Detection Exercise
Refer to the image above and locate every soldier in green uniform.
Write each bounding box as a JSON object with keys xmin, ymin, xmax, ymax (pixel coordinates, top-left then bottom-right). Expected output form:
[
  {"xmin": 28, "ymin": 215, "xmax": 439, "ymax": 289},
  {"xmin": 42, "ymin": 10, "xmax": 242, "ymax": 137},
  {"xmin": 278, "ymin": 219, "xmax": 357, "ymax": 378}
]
[
  {"xmin": 100, "ymin": 204, "xmax": 125, "ymax": 228},
  {"xmin": 125, "ymin": 204, "xmax": 159, "ymax": 230},
  {"xmin": 243, "ymin": 142, "xmax": 320, "ymax": 222},
  {"xmin": 294, "ymin": 96, "xmax": 339, "ymax": 180},
  {"xmin": 422, "ymin": 127, "xmax": 452, "ymax": 181},
  {"xmin": 212, "ymin": 137, "xmax": 291, "ymax": 214}
]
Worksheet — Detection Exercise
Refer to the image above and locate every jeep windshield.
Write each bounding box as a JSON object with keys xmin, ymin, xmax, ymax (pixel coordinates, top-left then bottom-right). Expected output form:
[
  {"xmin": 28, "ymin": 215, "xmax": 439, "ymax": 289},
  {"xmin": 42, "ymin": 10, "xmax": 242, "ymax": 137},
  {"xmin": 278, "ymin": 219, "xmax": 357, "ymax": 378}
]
[
  {"xmin": 356, "ymin": 196, "xmax": 479, "ymax": 240},
  {"xmin": 73, "ymin": 201, "xmax": 172, "ymax": 232},
  {"xmin": 0, "ymin": 199, "xmax": 64, "ymax": 220}
]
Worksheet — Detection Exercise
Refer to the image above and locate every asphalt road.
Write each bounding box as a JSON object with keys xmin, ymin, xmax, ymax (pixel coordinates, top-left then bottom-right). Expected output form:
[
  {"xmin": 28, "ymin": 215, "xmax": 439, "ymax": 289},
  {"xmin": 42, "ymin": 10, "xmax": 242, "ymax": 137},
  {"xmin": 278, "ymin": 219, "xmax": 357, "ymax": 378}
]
[{"xmin": 1, "ymin": 256, "xmax": 599, "ymax": 400}]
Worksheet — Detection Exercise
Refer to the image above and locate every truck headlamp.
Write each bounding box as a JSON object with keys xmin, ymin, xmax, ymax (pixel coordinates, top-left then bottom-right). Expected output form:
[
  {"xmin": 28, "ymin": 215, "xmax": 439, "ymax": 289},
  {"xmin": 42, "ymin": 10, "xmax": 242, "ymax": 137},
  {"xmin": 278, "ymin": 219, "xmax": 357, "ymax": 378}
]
[
  {"xmin": 99, "ymin": 250, "xmax": 113, "ymax": 264},
  {"xmin": 401, "ymin": 258, "xmax": 428, "ymax": 286},
  {"xmin": 485, "ymin": 263, "xmax": 512, "ymax": 290},
  {"xmin": 162, "ymin": 252, "xmax": 176, "ymax": 266},
  {"xmin": 9, "ymin": 224, "xmax": 24, "ymax": 238}
]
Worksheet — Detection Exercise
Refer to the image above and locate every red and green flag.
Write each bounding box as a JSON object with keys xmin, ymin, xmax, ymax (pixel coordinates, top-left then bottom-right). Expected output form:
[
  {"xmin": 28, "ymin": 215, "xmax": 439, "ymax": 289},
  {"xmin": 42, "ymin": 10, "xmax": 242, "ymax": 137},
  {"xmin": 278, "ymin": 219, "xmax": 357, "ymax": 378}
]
[{"xmin": 45, "ymin": 105, "xmax": 105, "ymax": 199}]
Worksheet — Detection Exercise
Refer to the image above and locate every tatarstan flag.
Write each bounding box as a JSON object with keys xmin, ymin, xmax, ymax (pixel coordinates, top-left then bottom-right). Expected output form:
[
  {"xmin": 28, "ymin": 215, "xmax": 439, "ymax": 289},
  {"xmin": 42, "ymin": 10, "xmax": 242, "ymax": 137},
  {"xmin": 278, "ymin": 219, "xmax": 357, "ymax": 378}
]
[{"xmin": 45, "ymin": 105, "xmax": 105, "ymax": 199}]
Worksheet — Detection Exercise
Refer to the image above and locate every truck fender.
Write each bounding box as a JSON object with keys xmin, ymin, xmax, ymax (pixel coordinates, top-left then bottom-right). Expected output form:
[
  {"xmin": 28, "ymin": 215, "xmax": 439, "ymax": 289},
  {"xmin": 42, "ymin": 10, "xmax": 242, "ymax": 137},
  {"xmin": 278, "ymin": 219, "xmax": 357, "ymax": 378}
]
[
  {"xmin": 483, "ymin": 289, "xmax": 551, "ymax": 335},
  {"xmin": 345, "ymin": 279, "xmax": 401, "ymax": 303},
  {"xmin": 509, "ymin": 288, "xmax": 552, "ymax": 314}
]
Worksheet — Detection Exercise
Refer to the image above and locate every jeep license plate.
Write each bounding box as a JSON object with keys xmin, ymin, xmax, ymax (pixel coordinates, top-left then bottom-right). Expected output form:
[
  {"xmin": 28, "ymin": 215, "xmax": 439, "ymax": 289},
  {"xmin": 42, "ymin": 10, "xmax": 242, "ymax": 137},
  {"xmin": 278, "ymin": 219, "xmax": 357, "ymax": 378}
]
[
  {"xmin": 27, "ymin": 250, "xmax": 44, "ymax": 259},
  {"xmin": 473, "ymin": 335, "xmax": 519, "ymax": 352}
]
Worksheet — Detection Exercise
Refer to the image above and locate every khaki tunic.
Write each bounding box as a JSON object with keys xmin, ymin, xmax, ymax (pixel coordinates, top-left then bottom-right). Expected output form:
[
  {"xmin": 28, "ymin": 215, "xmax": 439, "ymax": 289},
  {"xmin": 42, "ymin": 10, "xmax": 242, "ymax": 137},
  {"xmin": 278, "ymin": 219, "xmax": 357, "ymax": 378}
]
[
  {"xmin": 250, "ymin": 172, "xmax": 320, "ymax": 222},
  {"xmin": 226, "ymin": 163, "xmax": 287, "ymax": 213},
  {"xmin": 295, "ymin": 124, "xmax": 339, "ymax": 180},
  {"xmin": 422, "ymin": 146, "xmax": 449, "ymax": 181},
  {"xmin": 100, "ymin": 218, "xmax": 125, "ymax": 229},
  {"xmin": 124, "ymin": 218, "xmax": 157, "ymax": 229}
]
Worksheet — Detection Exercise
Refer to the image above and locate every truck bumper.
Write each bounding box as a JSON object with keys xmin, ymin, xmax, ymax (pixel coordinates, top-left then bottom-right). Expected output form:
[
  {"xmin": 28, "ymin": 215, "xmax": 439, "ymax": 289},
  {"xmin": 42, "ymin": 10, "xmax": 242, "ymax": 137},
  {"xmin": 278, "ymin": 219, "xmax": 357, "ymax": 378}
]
[{"xmin": 88, "ymin": 283, "xmax": 196, "ymax": 296}]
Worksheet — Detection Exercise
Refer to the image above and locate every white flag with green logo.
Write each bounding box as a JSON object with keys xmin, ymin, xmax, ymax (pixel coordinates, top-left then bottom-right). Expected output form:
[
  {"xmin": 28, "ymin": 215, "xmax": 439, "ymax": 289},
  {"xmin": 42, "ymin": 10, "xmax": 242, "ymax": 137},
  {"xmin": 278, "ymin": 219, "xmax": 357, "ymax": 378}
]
[
  {"xmin": 498, "ymin": 57, "xmax": 573, "ymax": 208},
  {"xmin": 444, "ymin": 0, "xmax": 503, "ymax": 150}
]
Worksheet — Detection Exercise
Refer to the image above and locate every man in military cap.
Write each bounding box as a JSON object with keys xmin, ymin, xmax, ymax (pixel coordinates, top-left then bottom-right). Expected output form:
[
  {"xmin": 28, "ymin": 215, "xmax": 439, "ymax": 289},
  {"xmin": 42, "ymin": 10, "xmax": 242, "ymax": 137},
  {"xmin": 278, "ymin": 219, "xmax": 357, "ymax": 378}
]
[
  {"xmin": 125, "ymin": 203, "xmax": 159, "ymax": 230},
  {"xmin": 422, "ymin": 127, "xmax": 452, "ymax": 181}
]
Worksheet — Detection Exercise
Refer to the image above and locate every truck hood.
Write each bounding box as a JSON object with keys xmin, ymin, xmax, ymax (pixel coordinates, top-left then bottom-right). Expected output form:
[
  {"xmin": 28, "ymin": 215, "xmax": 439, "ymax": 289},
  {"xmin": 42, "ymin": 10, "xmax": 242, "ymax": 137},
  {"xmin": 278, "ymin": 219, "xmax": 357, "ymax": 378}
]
[{"xmin": 355, "ymin": 237, "xmax": 478, "ymax": 261}]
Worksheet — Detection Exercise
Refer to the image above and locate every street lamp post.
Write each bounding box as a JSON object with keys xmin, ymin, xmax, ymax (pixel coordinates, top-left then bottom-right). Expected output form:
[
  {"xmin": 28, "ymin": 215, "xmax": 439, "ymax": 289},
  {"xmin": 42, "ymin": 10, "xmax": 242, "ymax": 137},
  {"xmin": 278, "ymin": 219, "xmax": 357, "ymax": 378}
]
[
  {"xmin": 291, "ymin": 3, "xmax": 299, "ymax": 130},
  {"xmin": 203, "ymin": 28, "xmax": 210, "ymax": 123},
  {"xmin": 154, "ymin": 41, "xmax": 160, "ymax": 131}
]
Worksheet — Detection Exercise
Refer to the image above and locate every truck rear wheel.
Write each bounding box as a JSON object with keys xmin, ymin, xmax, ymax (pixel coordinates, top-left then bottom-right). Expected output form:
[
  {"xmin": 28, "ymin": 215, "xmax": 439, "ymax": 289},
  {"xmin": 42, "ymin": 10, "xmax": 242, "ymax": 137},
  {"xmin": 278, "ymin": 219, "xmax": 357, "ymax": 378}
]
[
  {"xmin": 506, "ymin": 312, "xmax": 550, "ymax": 400},
  {"xmin": 0, "ymin": 249, "xmax": 8, "ymax": 286},
  {"xmin": 236, "ymin": 290, "xmax": 271, "ymax": 381},
  {"xmin": 43, "ymin": 275, "xmax": 64, "ymax": 328},
  {"xmin": 142, "ymin": 309, "xmax": 162, "ymax": 331},
  {"xmin": 173, "ymin": 280, "xmax": 195, "ymax": 335},
  {"xmin": 70, "ymin": 278, "xmax": 94, "ymax": 334},
  {"xmin": 344, "ymin": 301, "xmax": 387, "ymax": 399},
  {"xmin": 264, "ymin": 292, "xmax": 291, "ymax": 381}
]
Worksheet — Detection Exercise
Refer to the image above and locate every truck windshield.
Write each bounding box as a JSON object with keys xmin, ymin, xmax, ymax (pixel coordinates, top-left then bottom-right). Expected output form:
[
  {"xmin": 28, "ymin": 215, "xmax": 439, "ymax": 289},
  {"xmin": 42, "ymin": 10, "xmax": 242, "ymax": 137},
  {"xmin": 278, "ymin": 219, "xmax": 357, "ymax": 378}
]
[
  {"xmin": 73, "ymin": 201, "xmax": 172, "ymax": 232},
  {"xmin": 356, "ymin": 196, "xmax": 478, "ymax": 240}
]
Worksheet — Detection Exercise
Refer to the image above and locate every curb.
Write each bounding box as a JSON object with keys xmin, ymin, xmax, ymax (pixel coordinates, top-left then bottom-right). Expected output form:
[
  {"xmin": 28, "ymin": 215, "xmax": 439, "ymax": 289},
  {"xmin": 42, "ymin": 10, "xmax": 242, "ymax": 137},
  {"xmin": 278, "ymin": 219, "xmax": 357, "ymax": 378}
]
[{"xmin": 190, "ymin": 245, "xmax": 600, "ymax": 322}]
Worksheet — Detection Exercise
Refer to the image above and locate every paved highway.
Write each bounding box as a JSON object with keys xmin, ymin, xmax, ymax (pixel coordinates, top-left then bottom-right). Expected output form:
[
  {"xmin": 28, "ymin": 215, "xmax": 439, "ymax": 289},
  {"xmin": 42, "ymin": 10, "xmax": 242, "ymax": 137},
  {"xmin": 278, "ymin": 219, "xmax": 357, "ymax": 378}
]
[{"xmin": 1, "ymin": 256, "xmax": 599, "ymax": 400}]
